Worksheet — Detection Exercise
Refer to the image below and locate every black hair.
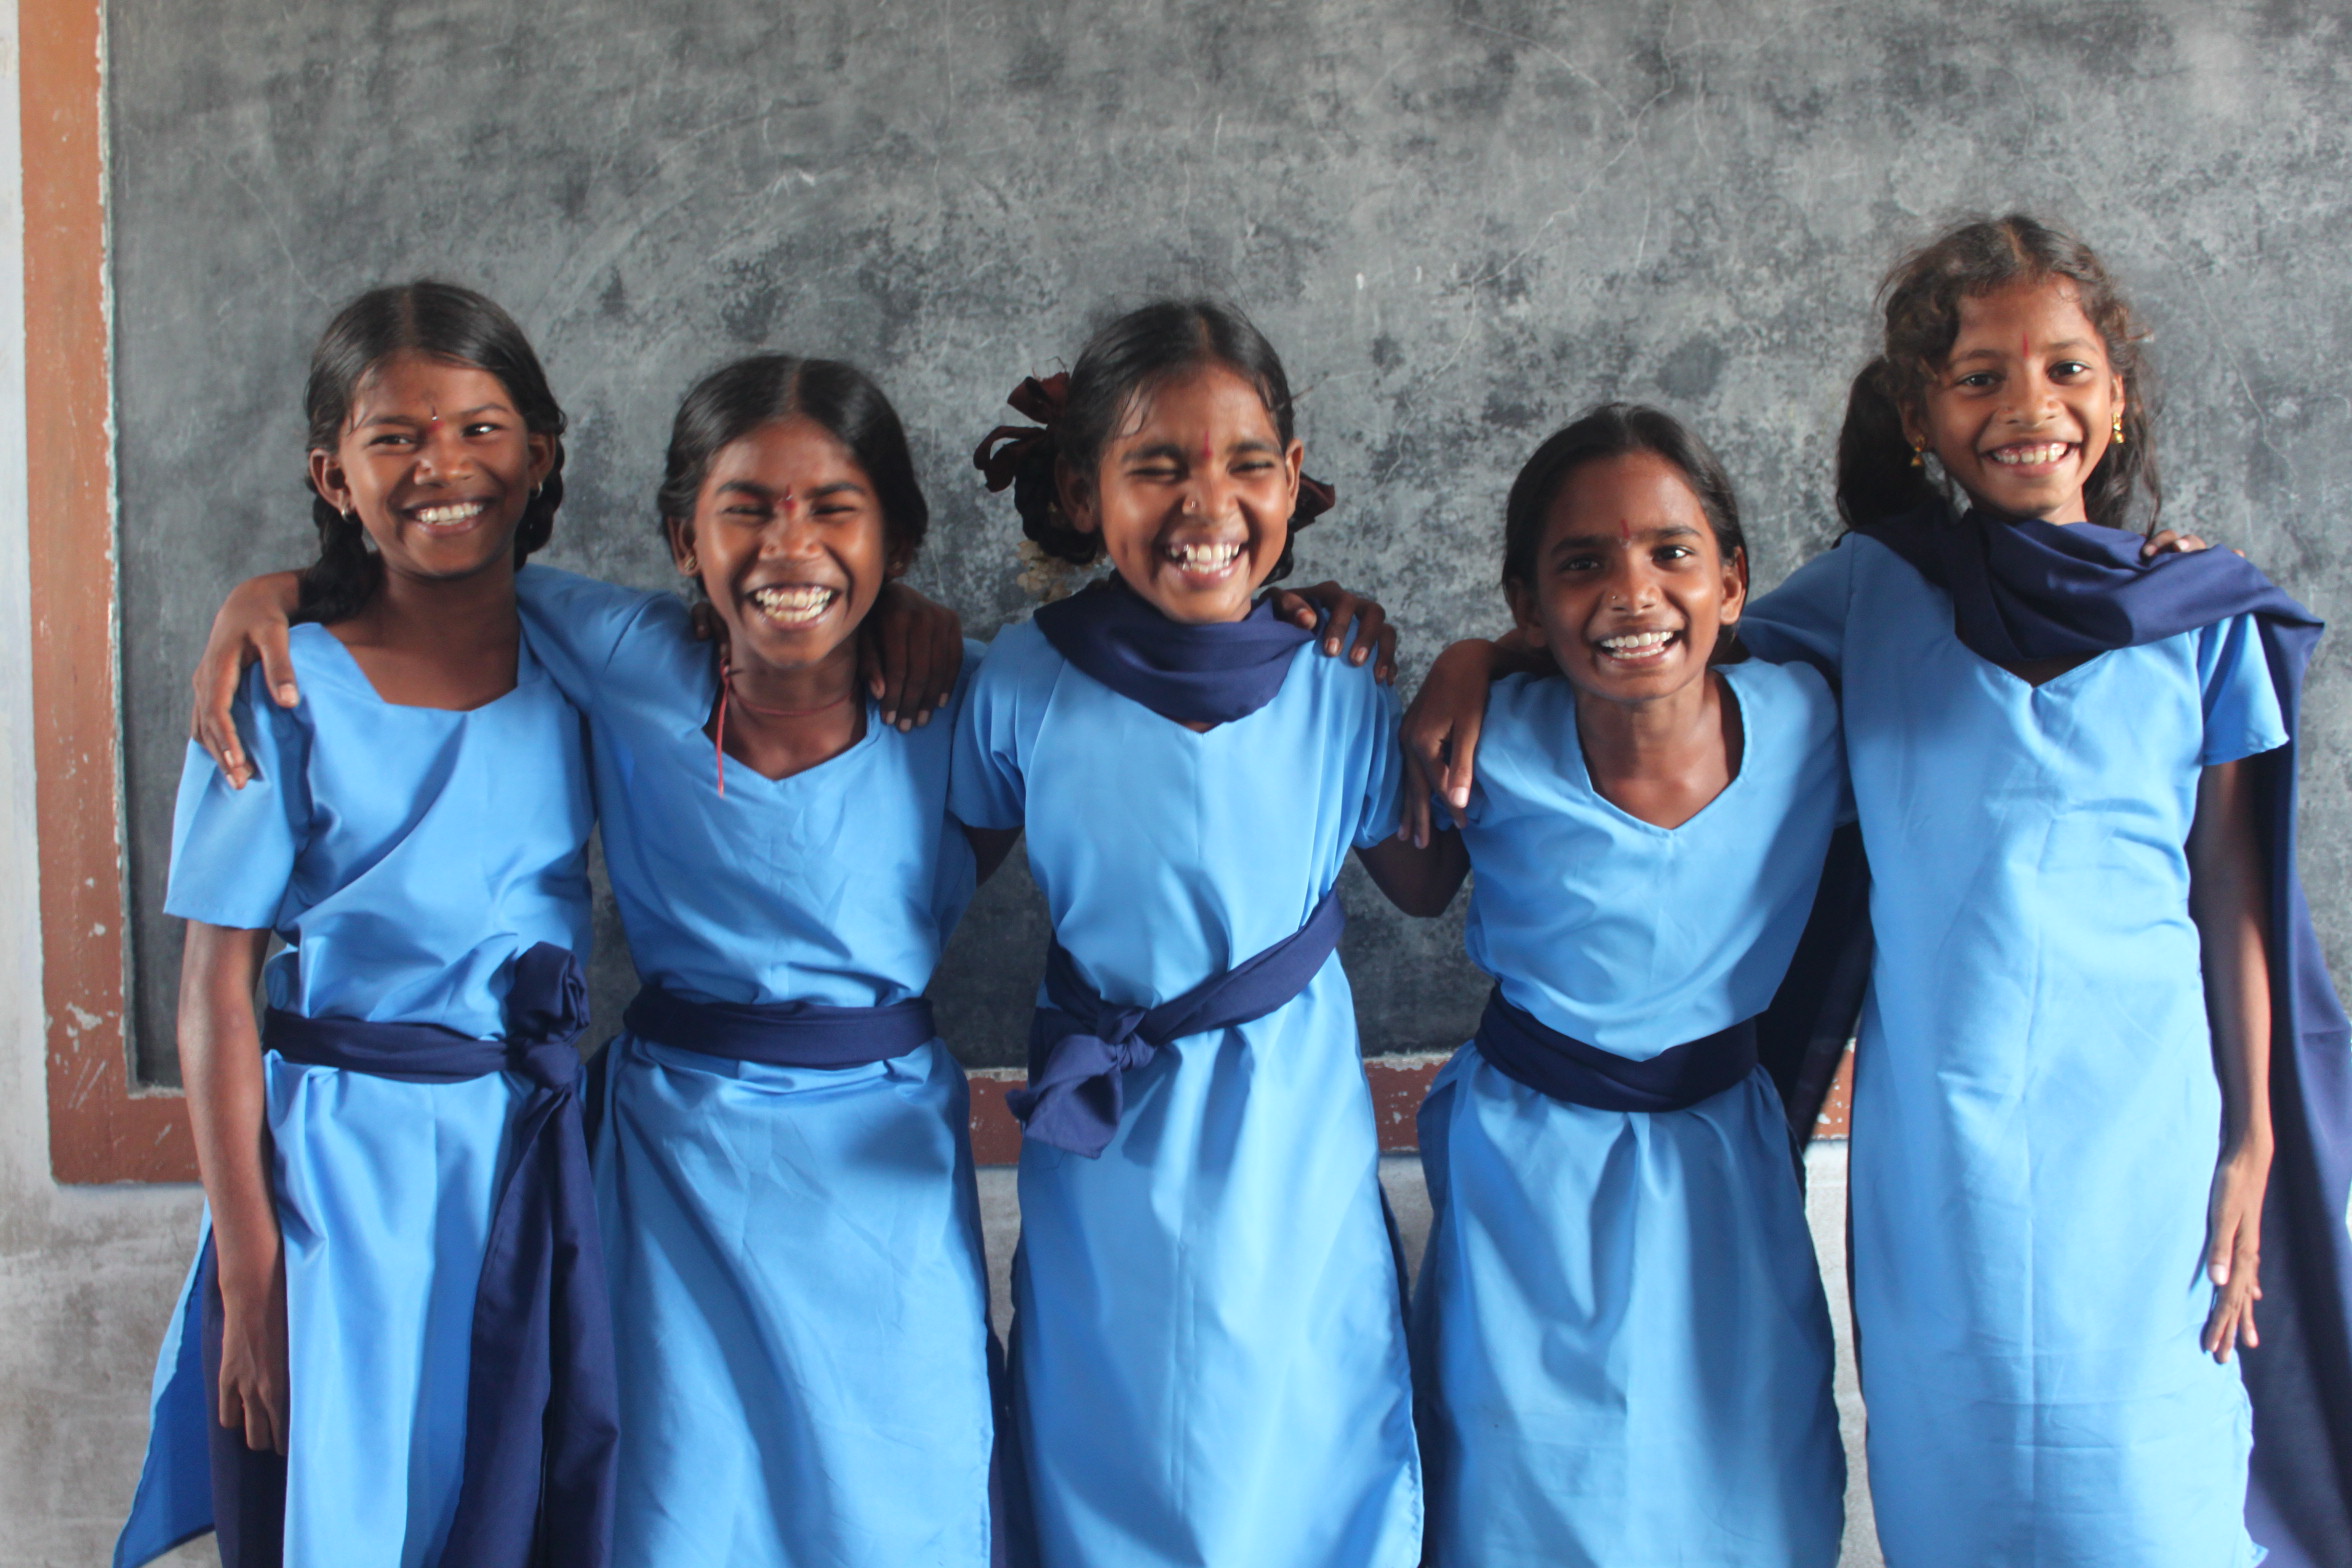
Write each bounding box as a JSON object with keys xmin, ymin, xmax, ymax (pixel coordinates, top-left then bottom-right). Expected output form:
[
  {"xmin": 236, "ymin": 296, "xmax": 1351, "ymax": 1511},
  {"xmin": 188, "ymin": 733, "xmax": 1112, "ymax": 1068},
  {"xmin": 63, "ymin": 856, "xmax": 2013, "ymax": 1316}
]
[
  {"xmin": 296, "ymin": 280, "xmax": 567, "ymax": 625},
  {"xmin": 1836, "ymin": 213, "xmax": 2159, "ymax": 532},
  {"xmin": 1001, "ymin": 298, "xmax": 1319, "ymax": 583},
  {"xmin": 1501, "ymin": 402, "xmax": 1747, "ymax": 590},
  {"xmin": 657, "ymin": 355, "xmax": 928, "ymax": 586}
]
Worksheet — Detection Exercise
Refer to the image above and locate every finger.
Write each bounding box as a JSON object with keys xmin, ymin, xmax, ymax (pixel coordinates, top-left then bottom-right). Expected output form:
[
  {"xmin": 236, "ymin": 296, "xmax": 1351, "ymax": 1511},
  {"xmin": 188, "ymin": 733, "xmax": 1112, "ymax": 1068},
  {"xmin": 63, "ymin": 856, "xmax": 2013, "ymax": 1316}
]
[
  {"xmin": 1443, "ymin": 711, "xmax": 1486, "ymax": 811},
  {"xmin": 1374, "ymin": 623, "xmax": 1398, "ymax": 684},
  {"xmin": 243, "ymin": 1389, "xmax": 273, "ymax": 1453},
  {"xmin": 259, "ymin": 625, "xmax": 298, "ymax": 709},
  {"xmin": 1348, "ymin": 603, "xmax": 1388, "ymax": 667},
  {"xmin": 1322, "ymin": 594, "xmax": 1361, "ymax": 658},
  {"xmin": 859, "ymin": 624, "xmax": 885, "ymax": 701},
  {"xmin": 883, "ymin": 610, "xmax": 916, "ymax": 730},
  {"xmin": 1400, "ymin": 749, "xmax": 1434, "ymax": 850},
  {"xmin": 1270, "ymin": 589, "xmax": 1318, "ymax": 629},
  {"xmin": 930, "ymin": 616, "xmax": 963, "ymax": 715},
  {"xmin": 910, "ymin": 612, "xmax": 951, "ymax": 726}
]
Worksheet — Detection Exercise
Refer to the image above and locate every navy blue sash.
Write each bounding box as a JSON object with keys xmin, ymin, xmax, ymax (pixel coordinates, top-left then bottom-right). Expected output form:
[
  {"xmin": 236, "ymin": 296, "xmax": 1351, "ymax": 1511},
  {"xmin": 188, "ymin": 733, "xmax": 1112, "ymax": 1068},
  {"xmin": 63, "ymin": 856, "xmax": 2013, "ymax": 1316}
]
[
  {"xmin": 1015, "ymin": 889, "xmax": 1346, "ymax": 1157},
  {"xmin": 1473, "ymin": 987, "xmax": 1759, "ymax": 1113},
  {"xmin": 252, "ymin": 943, "xmax": 616, "ymax": 1568},
  {"xmin": 1033, "ymin": 577, "xmax": 1314, "ymax": 725},
  {"xmin": 621, "ymin": 984, "xmax": 938, "ymax": 1067},
  {"xmin": 1854, "ymin": 501, "xmax": 2352, "ymax": 1564}
]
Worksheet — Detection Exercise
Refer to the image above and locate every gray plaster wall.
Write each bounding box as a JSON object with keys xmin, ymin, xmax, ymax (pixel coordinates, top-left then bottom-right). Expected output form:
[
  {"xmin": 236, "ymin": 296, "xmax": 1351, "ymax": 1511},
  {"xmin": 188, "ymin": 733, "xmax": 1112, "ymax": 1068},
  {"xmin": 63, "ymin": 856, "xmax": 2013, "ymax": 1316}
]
[{"xmin": 103, "ymin": 0, "xmax": 2352, "ymax": 1076}]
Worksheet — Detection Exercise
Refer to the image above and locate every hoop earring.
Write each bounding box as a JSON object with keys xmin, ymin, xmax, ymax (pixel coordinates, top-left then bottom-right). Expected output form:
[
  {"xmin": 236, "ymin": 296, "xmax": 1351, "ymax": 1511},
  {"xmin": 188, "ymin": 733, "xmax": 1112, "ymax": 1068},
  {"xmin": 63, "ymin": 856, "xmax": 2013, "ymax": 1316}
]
[{"xmin": 2111, "ymin": 409, "xmax": 2126, "ymax": 446}]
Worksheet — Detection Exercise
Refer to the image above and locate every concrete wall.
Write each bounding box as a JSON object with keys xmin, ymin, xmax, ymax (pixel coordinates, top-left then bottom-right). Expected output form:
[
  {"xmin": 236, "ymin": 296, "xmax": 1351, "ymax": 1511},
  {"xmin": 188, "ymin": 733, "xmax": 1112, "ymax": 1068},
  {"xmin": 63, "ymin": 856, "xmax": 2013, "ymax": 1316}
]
[{"xmin": 98, "ymin": 0, "xmax": 2352, "ymax": 1078}]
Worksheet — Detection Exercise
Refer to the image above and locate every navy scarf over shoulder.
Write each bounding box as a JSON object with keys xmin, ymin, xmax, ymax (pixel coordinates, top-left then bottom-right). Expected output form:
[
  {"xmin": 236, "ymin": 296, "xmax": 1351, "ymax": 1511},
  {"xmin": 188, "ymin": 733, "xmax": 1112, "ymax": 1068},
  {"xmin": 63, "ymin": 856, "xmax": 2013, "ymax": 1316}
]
[
  {"xmin": 1856, "ymin": 501, "xmax": 2352, "ymax": 1568},
  {"xmin": 211, "ymin": 944, "xmax": 619, "ymax": 1568},
  {"xmin": 1032, "ymin": 576, "xmax": 1314, "ymax": 725}
]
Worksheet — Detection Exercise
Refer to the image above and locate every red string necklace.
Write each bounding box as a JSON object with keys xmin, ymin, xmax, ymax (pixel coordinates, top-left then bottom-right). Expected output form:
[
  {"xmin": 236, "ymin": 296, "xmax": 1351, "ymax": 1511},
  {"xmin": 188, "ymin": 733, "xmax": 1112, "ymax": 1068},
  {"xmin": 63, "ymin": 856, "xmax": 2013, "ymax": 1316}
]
[{"xmin": 713, "ymin": 660, "xmax": 855, "ymax": 797}]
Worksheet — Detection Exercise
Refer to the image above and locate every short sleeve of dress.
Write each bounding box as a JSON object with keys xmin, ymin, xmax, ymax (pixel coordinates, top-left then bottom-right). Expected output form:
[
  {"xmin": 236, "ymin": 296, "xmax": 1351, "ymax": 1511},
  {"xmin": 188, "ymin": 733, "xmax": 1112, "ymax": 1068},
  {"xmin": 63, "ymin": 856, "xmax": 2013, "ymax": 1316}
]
[
  {"xmin": 1353, "ymin": 679, "xmax": 1406, "ymax": 850},
  {"xmin": 949, "ymin": 627, "xmax": 1037, "ymax": 832},
  {"xmin": 1739, "ymin": 542, "xmax": 1857, "ymax": 679},
  {"xmin": 2195, "ymin": 612, "xmax": 2291, "ymax": 766},
  {"xmin": 164, "ymin": 667, "xmax": 309, "ymax": 930},
  {"xmin": 514, "ymin": 565, "xmax": 665, "ymax": 708}
]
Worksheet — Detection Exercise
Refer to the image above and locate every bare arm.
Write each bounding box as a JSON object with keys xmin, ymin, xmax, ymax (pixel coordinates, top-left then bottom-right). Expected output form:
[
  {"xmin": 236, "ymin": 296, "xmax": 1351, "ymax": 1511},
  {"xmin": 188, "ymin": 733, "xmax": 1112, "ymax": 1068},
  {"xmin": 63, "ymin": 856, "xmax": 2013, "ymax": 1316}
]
[
  {"xmin": 2186, "ymin": 757, "xmax": 2274, "ymax": 1363},
  {"xmin": 178, "ymin": 921, "xmax": 288, "ymax": 1451},
  {"xmin": 1355, "ymin": 830, "xmax": 1471, "ymax": 919},
  {"xmin": 1397, "ymin": 633, "xmax": 1549, "ymax": 848}
]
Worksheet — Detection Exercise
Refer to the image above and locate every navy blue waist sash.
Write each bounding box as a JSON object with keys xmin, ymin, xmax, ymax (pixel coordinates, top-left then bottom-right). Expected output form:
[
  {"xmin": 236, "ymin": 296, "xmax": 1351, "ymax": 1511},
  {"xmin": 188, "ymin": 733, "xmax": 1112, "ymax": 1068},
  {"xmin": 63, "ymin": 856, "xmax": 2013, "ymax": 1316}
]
[
  {"xmin": 1473, "ymin": 987, "xmax": 1759, "ymax": 1114},
  {"xmin": 1015, "ymin": 888, "xmax": 1347, "ymax": 1158},
  {"xmin": 260, "ymin": 943, "xmax": 615, "ymax": 1568},
  {"xmin": 621, "ymin": 984, "xmax": 937, "ymax": 1068}
]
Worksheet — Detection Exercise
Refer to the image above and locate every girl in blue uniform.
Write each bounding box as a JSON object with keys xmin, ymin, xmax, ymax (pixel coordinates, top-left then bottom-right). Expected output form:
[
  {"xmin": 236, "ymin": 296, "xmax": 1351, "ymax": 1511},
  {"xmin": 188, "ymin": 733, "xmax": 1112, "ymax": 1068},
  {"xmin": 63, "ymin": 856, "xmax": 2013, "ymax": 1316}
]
[
  {"xmin": 960, "ymin": 300, "xmax": 1421, "ymax": 1568},
  {"xmin": 526, "ymin": 356, "xmax": 1009, "ymax": 1568},
  {"xmin": 116, "ymin": 282, "xmax": 612, "ymax": 1568},
  {"xmin": 1405, "ymin": 216, "xmax": 2352, "ymax": 1568},
  {"xmin": 1368, "ymin": 405, "xmax": 1844, "ymax": 1567},
  {"xmin": 183, "ymin": 348, "xmax": 1388, "ymax": 1567}
]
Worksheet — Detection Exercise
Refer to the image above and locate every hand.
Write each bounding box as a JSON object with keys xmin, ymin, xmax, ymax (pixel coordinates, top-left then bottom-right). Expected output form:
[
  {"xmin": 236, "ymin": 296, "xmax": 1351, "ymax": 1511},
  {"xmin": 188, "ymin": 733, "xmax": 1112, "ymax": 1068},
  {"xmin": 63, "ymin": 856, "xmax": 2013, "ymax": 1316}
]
[
  {"xmin": 2142, "ymin": 529, "xmax": 2245, "ymax": 561},
  {"xmin": 860, "ymin": 581, "xmax": 965, "ymax": 731},
  {"xmin": 2201, "ymin": 1140, "xmax": 2271, "ymax": 1363},
  {"xmin": 189, "ymin": 573, "xmax": 304, "ymax": 789},
  {"xmin": 1272, "ymin": 581, "xmax": 1396, "ymax": 682},
  {"xmin": 1398, "ymin": 638, "xmax": 1503, "ymax": 849},
  {"xmin": 216, "ymin": 1247, "xmax": 291, "ymax": 1454}
]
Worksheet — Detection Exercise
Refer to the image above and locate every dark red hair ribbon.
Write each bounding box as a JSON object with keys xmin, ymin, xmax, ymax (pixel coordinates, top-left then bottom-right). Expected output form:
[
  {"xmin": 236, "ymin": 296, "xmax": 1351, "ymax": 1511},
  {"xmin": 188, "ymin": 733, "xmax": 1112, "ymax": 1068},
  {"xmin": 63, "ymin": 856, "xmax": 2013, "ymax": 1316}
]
[
  {"xmin": 972, "ymin": 372, "xmax": 1070, "ymax": 493},
  {"xmin": 970, "ymin": 369, "xmax": 1338, "ymax": 522}
]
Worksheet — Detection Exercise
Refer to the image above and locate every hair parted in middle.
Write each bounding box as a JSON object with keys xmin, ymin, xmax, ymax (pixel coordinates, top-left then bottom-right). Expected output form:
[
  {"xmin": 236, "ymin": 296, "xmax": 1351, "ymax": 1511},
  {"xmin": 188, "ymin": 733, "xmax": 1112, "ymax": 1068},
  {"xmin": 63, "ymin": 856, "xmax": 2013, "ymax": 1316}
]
[
  {"xmin": 658, "ymin": 353, "xmax": 930, "ymax": 579},
  {"xmin": 296, "ymin": 279, "xmax": 568, "ymax": 626},
  {"xmin": 974, "ymin": 298, "xmax": 1333, "ymax": 586},
  {"xmin": 1835, "ymin": 212, "xmax": 2160, "ymax": 533},
  {"xmin": 1502, "ymin": 401, "xmax": 1747, "ymax": 590}
]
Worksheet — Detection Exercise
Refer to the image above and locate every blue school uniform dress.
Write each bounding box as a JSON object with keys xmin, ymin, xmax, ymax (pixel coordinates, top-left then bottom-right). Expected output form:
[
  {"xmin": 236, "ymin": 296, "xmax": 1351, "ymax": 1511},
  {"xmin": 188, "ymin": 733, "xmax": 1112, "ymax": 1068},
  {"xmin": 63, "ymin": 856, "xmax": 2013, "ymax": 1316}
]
[
  {"xmin": 1414, "ymin": 660, "xmax": 1847, "ymax": 1568},
  {"xmin": 951, "ymin": 585, "xmax": 1422, "ymax": 1568},
  {"xmin": 115, "ymin": 623, "xmax": 599, "ymax": 1568},
  {"xmin": 1744, "ymin": 529, "xmax": 2286, "ymax": 1568},
  {"xmin": 514, "ymin": 566, "xmax": 997, "ymax": 1568}
]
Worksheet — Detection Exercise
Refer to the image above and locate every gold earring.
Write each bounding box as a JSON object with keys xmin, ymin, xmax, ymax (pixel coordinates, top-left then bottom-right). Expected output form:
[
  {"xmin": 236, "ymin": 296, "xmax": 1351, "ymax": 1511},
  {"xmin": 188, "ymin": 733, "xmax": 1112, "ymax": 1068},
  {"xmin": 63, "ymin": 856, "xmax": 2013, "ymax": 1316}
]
[
  {"xmin": 1909, "ymin": 443, "xmax": 1926, "ymax": 469},
  {"xmin": 681, "ymin": 555, "xmax": 698, "ymax": 574},
  {"xmin": 2111, "ymin": 409, "xmax": 2126, "ymax": 446}
]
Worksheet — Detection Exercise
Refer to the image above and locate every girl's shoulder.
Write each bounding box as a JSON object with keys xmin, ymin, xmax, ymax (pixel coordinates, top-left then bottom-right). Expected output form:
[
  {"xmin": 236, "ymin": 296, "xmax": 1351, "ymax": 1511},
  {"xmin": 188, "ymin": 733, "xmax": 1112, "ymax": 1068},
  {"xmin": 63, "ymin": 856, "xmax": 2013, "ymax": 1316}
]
[
  {"xmin": 1722, "ymin": 654, "xmax": 1837, "ymax": 729},
  {"xmin": 967, "ymin": 615, "xmax": 1060, "ymax": 696}
]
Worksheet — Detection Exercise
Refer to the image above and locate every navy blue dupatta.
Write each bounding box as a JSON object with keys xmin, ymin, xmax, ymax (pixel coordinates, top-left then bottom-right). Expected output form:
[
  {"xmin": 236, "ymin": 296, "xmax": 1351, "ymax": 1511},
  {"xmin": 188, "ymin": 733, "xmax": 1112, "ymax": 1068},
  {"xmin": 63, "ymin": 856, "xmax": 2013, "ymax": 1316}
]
[
  {"xmin": 1853, "ymin": 501, "xmax": 2352, "ymax": 1568},
  {"xmin": 1032, "ymin": 576, "xmax": 1315, "ymax": 726},
  {"xmin": 205, "ymin": 943, "xmax": 619, "ymax": 1568}
]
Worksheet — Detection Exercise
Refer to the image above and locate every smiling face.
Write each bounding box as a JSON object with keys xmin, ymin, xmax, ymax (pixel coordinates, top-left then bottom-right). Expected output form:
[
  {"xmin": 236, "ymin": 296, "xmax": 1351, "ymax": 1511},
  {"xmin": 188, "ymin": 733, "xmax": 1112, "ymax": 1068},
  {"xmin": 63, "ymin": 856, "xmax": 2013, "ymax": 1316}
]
[
  {"xmin": 1507, "ymin": 451, "xmax": 1746, "ymax": 708},
  {"xmin": 667, "ymin": 415, "xmax": 897, "ymax": 678},
  {"xmin": 309, "ymin": 350, "xmax": 554, "ymax": 583},
  {"xmin": 1060, "ymin": 363, "xmax": 1303, "ymax": 624},
  {"xmin": 1905, "ymin": 278, "xmax": 2125, "ymax": 524}
]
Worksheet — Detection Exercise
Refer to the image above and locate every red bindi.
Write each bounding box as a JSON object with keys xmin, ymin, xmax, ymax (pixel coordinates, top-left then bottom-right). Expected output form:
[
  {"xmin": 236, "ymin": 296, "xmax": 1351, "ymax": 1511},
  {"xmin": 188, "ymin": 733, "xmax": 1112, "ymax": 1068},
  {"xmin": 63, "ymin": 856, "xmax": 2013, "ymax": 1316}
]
[
  {"xmin": 1618, "ymin": 518, "xmax": 1634, "ymax": 547},
  {"xmin": 1201, "ymin": 434, "xmax": 1215, "ymax": 466}
]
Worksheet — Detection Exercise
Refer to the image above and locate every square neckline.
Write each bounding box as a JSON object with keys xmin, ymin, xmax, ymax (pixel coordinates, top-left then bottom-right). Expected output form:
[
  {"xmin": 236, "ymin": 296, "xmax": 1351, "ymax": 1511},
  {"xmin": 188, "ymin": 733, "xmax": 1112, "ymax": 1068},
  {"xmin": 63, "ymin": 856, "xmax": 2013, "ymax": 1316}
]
[{"xmin": 301, "ymin": 620, "xmax": 548, "ymax": 714}]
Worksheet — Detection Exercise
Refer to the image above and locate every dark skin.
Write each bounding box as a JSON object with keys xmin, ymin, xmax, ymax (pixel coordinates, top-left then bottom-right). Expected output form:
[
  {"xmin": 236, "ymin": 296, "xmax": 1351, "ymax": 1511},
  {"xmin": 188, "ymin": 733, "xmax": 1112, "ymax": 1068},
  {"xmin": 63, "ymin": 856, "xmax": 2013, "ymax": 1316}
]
[
  {"xmin": 192, "ymin": 350, "xmax": 556, "ymax": 1452},
  {"xmin": 666, "ymin": 414, "xmax": 1019, "ymax": 877},
  {"xmin": 1358, "ymin": 454, "xmax": 1748, "ymax": 917},
  {"xmin": 1400, "ymin": 366, "xmax": 2270, "ymax": 1359}
]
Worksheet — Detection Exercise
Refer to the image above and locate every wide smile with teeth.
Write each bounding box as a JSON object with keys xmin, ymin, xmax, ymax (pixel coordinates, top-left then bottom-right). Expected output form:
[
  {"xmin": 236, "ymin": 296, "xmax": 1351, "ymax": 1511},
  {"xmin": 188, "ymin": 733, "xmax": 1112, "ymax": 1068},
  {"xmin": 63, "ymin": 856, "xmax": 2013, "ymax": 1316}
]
[
  {"xmin": 1164, "ymin": 540, "xmax": 1243, "ymax": 578},
  {"xmin": 1986, "ymin": 441, "xmax": 2075, "ymax": 468},
  {"xmin": 411, "ymin": 500, "xmax": 488, "ymax": 530},
  {"xmin": 1596, "ymin": 629, "xmax": 1680, "ymax": 664},
  {"xmin": 748, "ymin": 585, "xmax": 837, "ymax": 626}
]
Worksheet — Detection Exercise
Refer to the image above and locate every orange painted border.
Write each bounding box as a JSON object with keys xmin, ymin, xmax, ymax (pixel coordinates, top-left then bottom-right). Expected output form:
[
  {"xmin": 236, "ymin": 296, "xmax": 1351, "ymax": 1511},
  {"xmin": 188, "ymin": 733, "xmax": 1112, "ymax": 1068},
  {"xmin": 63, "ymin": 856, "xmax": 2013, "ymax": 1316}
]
[{"xmin": 25, "ymin": 0, "xmax": 195, "ymax": 1183}]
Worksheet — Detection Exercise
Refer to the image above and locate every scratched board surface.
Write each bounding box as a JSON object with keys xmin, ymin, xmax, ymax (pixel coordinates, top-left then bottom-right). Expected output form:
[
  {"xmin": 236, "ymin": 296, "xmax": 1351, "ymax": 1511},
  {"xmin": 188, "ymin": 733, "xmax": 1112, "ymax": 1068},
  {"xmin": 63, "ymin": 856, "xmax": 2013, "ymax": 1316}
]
[{"xmin": 109, "ymin": 0, "xmax": 2352, "ymax": 1079}]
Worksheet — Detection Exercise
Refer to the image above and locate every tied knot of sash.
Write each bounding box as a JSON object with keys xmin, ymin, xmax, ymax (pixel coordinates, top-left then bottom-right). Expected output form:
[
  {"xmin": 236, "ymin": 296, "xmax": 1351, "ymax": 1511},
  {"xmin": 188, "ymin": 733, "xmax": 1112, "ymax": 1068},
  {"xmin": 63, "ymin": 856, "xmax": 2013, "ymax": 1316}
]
[
  {"xmin": 260, "ymin": 942, "xmax": 617, "ymax": 1568},
  {"xmin": 1012, "ymin": 890, "xmax": 1347, "ymax": 1158}
]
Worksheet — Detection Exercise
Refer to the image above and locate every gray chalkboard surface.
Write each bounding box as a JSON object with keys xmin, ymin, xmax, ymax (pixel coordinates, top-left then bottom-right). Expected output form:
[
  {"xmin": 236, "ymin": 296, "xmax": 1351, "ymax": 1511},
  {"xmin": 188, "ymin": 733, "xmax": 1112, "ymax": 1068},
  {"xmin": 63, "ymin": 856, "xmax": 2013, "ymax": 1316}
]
[{"xmin": 110, "ymin": 0, "xmax": 2352, "ymax": 1080}]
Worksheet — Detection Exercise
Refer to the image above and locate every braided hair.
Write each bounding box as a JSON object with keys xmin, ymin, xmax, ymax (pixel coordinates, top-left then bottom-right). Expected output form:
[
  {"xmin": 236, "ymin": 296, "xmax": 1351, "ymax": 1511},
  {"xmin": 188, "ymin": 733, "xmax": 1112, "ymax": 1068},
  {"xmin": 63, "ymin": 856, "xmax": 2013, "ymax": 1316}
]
[
  {"xmin": 297, "ymin": 281, "xmax": 568, "ymax": 624},
  {"xmin": 1835, "ymin": 214, "xmax": 2159, "ymax": 533},
  {"xmin": 979, "ymin": 299, "xmax": 1330, "ymax": 586}
]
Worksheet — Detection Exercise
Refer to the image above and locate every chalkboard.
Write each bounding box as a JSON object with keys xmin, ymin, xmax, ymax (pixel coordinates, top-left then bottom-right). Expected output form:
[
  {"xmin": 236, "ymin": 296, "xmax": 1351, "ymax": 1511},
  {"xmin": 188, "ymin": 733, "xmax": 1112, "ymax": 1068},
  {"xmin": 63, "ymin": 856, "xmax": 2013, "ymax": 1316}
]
[{"xmin": 108, "ymin": 0, "xmax": 2352, "ymax": 1080}]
